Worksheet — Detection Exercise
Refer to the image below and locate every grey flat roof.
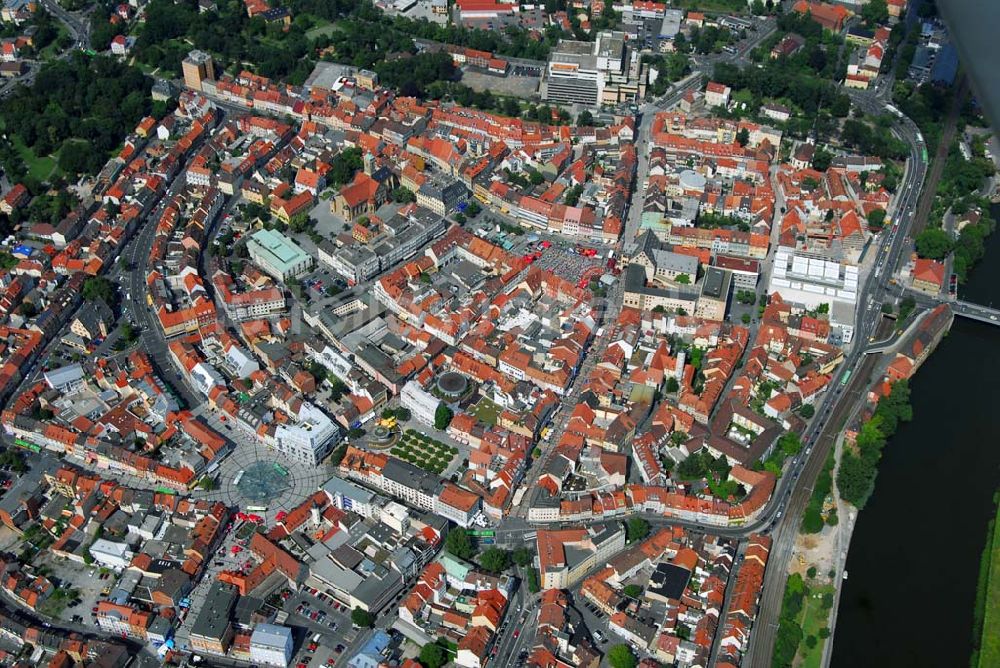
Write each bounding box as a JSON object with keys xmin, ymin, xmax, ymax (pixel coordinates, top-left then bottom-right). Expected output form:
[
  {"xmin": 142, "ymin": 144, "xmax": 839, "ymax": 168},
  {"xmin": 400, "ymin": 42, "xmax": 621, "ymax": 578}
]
[
  {"xmin": 322, "ymin": 475, "xmax": 376, "ymax": 504},
  {"xmin": 701, "ymin": 267, "xmax": 732, "ymax": 300},
  {"xmin": 251, "ymin": 623, "xmax": 292, "ymax": 649},
  {"xmin": 190, "ymin": 582, "xmax": 237, "ymax": 641},
  {"xmin": 382, "ymin": 458, "xmax": 442, "ymax": 496}
]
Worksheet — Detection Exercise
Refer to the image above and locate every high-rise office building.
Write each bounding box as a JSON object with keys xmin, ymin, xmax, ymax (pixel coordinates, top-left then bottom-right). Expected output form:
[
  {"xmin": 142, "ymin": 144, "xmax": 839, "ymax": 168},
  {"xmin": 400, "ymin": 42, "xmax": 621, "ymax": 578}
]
[{"xmin": 182, "ymin": 50, "xmax": 216, "ymax": 91}]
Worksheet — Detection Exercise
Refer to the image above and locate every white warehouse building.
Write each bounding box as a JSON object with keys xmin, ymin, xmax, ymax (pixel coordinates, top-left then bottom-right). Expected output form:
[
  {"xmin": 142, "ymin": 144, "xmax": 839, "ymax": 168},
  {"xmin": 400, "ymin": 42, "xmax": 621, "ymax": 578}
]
[
  {"xmin": 767, "ymin": 247, "xmax": 859, "ymax": 343},
  {"xmin": 249, "ymin": 624, "xmax": 294, "ymax": 668},
  {"xmin": 89, "ymin": 538, "xmax": 134, "ymax": 570},
  {"xmin": 767, "ymin": 247, "xmax": 858, "ymax": 309}
]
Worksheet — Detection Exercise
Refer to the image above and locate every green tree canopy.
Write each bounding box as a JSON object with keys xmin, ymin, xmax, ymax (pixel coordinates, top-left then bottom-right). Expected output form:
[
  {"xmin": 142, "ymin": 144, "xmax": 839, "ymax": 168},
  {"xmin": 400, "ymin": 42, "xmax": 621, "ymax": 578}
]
[
  {"xmin": 445, "ymin": 527, "xmax": 474, "ymax": 560},
  {"xmin": 434, "ymin": 403, "xmax": 454, "ymax": 431},
  {"xmin": 512, "ymin": 547, "xmax": 534, "ymax": 568},
  {"xmin": 328, "ymin": 148, "xmax": 363, "ymax": 187},
  {"xmin": 607, "ymin": 644, "xmax": 637, "ymax": 668},
  {"xmin": 626, "ymin": 517, "xmax": 650, "ymax": 543},
  {"xmin": 778, "ymin": 432, "xmax": 803, "ymax": 457},
  {"xmin": 915, "ymin": 227, "xmax": 953, "ymax": 259},
  {"xmin": 622, "ymin": 584, "xmax": 642, "ymax": 598},
  {"xmin": 479, "ymin": 547, "xmax": 509, "ymax": 574},
  {"xmin": 418, "ymin": 642, "xmax": 446, "ymax": 668},
  {"xmin": 82, "ymin": 277, "xmax": 115, "ymax": 303},
  {"xmin": 861, "ymin": 0, "xmax": 889, "ymax": 26},
  {"xmin": 867, "ymin": 208, "xmax": 887, "ymax": 230},
  {"xmin": 351, "ymin": 608, "xmax": 373, "ymax": 628}
]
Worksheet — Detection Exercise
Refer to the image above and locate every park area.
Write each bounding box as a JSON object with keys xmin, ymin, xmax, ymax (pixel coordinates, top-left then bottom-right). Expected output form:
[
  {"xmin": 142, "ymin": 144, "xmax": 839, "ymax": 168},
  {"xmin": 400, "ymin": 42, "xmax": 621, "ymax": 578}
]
[
  {"xmin": 773, "ymin": 572, "xmax": 835, "ymax": 668},
  {"xmin": 391, "ymin": 430, "xmax": 458, "ymax": 475}
]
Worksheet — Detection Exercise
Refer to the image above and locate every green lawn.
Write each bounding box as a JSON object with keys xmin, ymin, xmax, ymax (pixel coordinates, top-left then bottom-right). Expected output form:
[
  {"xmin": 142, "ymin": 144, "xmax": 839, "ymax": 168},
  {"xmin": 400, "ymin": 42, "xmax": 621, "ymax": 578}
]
[
  {"xmin": 11, "ymin": 134, "xmax": 58, "ymax": 182},
  {"xmin": 797, "ymin": 584, "xmax": 835, "ymax": 668},
  {"xmin": 470, "ymin": 398, "xmax": 501, "ymax": 426},
  {"xmin": 977, "ymin": 498, "xmax": 1000, "ymax": 667},
  {"xmin": 675, "ymin": 0, "xmax": 748, "ymax": 14},
  {"xmin": 38, "ymin": 24, "xmax": 69, "ymax": 60},
  {"xmin": 305, "ymin": 20, "xmax": 340, "ymax": 41}
]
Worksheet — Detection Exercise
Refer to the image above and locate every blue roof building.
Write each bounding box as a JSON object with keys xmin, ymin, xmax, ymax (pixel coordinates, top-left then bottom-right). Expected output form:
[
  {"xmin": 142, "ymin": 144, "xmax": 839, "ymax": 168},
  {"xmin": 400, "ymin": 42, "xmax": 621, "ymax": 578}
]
[
  {"xmin": 931, "ymin": 43, "xmax": 959, "ymax": 86},
  {"xmin": 348, "ymin": 630, "xmax": 391, "ymax": 668}
]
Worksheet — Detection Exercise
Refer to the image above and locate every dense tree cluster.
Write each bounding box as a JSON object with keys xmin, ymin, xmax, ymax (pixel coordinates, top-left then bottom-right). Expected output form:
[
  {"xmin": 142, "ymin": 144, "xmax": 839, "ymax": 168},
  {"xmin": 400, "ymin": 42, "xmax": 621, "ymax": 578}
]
[
  {"xmin": 914, "ymin": 226, "xmax": 952, "ymax": 260},
  {"xmin": 688, "ymin": 25, "xmax": 737, "ymax": 55},
  {"xmin": 434, "ymin": 403, "xmax": 454, "ymax": 431},
  {"xmin": 644, "ymin": 52, "xmax": 691, "ymax": 96},
  {"xmin": 25, "ymin": 190, "xmax": 77, "ymax": 226},
  {"xmin": 319, "ymin": 8, "xmax": 566, "ymax": 68},
  {"xmin": 134, "ymin": 0, "xmax": 314, "ymax": 82},
  {"xmin": 418, "ymin": 641, "xmax": 449, "ymax": 668},
  {"xmin": 913, "ymin": 142, "xmax": 997, "ymax": 280},
  {"xmin": 607, "ymin": 645, "xmax": 637, "ymax": 668},
  {"xmin": 676, "ymin": 449, "xmax": 730, "ymax": 481},
  {"xmin": 327, "ymin": 148, "xmax": 363, "ymax": 187},
  {"xmin": 893, "ymin": 81, "xmax": 951, "ymax": 154},
  {"xmin": 867, "ymin": 208, "xmax": 887, "ymax": 230},
  {"xmin": 696, "ymin": 212, "xmax": 749, "ymax": 231},
  {"xmin": 445, "ymin": 527, "xmax": 473, "ymax": 560},
  {"xmin": 625, "ymin": 517, "xmax": 650, "ymax": 543},
  {"xmin": 951, "ymin": 211, "xmax": 996, "ymax": 281},
  {"xmin": 713, "ymin": 58, "xmax": 849, "ymax": 125},
  {"xmin": 839, "ymin": 117, "xmax": 908, "ymax": 161},
  {"xmin": 0, "ymin": 54, "xmax": 150, "ymax": 178},
  {"xmin": 801, "ymin": 451, "xmax": 835, "ymax": 534},
  {"xmin": 82, "ymin": 277, "xmax": 116, "ymax": 304},
  {"xmin": 861, "ymin": 0, "xmax": 889, "ymax": 27},
  {"xmin": 478, "ymin": 547, "xmax": 509, "ymax": 574},
  {"xmin": 375, "ymin": 52, "xmax": 456, "ymax": 99},
  {"xmin": 837, "ymin": 381, "xmax": 912, "ymax": 507}
]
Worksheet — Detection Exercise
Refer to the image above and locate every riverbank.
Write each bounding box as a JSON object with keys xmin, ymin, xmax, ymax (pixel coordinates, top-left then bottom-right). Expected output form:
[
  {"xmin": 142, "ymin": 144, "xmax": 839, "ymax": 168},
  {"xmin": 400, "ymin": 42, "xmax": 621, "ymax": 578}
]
[
  {"xmin": 770, "ymin": 302, "xmax": 952, "ymax": 667},
  {"xmin": 972, "ymin": 490, "xmax": 1000, "ymax": 668},
  {"xmin": 831, "ymin": 309, "xmax": 1000, "ymax": 666},
  {"xmin": 772, "ymin": 442, "xmax": 856, "ymax": 668}
]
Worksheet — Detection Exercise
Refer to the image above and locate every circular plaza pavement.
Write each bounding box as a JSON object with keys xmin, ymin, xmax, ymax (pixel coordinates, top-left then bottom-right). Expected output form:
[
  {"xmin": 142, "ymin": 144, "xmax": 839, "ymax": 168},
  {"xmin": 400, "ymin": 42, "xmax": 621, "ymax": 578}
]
[{"xmin": 191, "ymin": 439, "xmax": 335, "ymax": 521}]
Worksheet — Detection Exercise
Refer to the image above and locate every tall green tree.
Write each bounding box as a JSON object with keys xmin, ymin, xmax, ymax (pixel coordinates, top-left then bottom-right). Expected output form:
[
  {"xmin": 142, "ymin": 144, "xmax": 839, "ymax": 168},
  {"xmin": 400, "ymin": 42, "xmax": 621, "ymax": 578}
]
[
  {"xmin": 434, "ymin": 403, "xmax": 454, "ymax": 430},
  {"xmin": 607, "ymin": 644, "xmax": 637, "ymax": 668},
  {"xmin": 418, "ymin": 643, "xmax": 446, "ymax": 668},
  {"xmin": 626, "ymin": 517, "xmax": 650, "ymax": 543},
  {"xmin": 915, "ymin": 227, "xmax": 953, "ymax": 259},
  {"xmin": 82, "ymin": 277, "xmax": 115, "ymax": 303},
  {"xmin": 445, "ymin": 527, "xmax": 474, "ymax": 560},
  {"xmin": 350, "ymin": 608, "xmax": 373, "ymax": 628},
  {"xmin": 861, "ymin": 0, "xmax": 889, "ymax": 26},
  {"xmin": 479, "ymin": 547, "xmax": 509, "ymax": 574}
]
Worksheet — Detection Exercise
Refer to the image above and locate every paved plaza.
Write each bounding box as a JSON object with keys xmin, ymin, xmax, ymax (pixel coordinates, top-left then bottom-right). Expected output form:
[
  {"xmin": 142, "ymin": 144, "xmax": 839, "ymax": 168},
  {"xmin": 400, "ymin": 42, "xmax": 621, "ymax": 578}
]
[{"xmin": 191, "ymin": 410, "xmax": 337, "ymax": 519}]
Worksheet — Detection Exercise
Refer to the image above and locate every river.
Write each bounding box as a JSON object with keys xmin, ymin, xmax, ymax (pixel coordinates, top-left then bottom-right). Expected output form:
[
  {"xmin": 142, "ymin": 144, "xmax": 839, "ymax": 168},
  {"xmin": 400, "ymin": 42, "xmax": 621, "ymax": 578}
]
[{"xmin": 831, "ymin": 209, "xmax": 1000, "ymax": 667}]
